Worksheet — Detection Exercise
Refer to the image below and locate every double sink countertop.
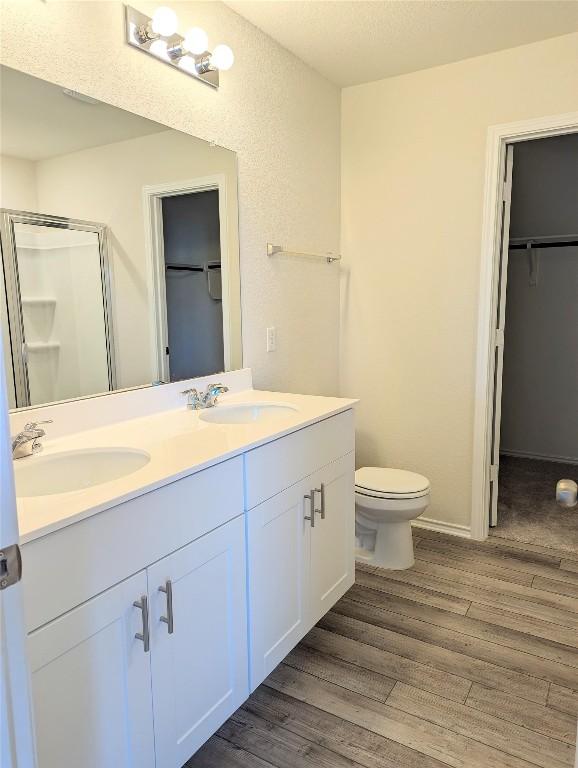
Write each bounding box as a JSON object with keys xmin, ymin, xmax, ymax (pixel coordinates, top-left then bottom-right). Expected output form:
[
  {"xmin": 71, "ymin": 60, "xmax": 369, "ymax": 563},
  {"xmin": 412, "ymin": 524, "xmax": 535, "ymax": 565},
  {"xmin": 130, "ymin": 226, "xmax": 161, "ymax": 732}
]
[{"xmin": 16, "ymin": 388, "xmax": 357, "ymax": 544}]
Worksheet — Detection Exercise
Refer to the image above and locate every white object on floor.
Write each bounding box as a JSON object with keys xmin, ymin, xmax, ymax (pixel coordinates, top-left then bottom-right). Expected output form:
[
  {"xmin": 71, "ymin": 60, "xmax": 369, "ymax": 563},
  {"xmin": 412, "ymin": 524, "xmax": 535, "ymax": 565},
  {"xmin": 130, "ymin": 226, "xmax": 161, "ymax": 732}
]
[
  {"xmin": 556, "ymin": 478, "xmax": 577, "ymax": 508},
  {"xmin": 355, "ymin": 466, "xmax": 430, "ymax": 569}
]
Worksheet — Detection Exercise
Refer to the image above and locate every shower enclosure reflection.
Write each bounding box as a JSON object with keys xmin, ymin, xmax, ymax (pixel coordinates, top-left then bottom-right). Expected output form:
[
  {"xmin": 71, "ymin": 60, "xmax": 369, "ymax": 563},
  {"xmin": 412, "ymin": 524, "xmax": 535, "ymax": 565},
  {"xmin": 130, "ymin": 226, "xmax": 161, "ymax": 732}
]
[{"xmin": 1, "ymin": 212, "xmax": 115, "ymax": 407}]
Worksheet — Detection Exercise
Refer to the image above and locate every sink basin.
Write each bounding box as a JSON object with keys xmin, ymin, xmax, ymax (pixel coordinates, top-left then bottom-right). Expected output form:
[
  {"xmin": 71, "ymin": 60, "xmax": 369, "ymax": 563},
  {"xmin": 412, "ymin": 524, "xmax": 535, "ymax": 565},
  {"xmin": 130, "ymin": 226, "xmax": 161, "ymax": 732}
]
[
  {"xmin": 14, "ymin": 447, "xmax": 151, "ymax": 497},
  {"xmin": 199, "ymin": 402, "xmax": 298, "ymax": 425}
]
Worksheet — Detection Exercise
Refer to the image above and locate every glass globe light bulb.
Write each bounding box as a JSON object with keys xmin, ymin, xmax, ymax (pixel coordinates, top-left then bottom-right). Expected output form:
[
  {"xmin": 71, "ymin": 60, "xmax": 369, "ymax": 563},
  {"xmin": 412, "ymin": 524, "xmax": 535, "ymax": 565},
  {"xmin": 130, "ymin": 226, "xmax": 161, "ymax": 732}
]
[
  {"xmin": 183, "ymin": 27, "xmax": 208, "ymax": 55},
  {"xmin": 151, "ymin": 6, "xmax": 178, "ymax": 37},
  {"xmin": 150, "ymin": 39, "xmax": 170, "ymax": 61},
  {"xmin": 178, "ymin": 55, "xmax": 198, "ymax": 75},
  {"xmin": 211, "ymin": 44, "xmax": 234, "ymax": 71}
]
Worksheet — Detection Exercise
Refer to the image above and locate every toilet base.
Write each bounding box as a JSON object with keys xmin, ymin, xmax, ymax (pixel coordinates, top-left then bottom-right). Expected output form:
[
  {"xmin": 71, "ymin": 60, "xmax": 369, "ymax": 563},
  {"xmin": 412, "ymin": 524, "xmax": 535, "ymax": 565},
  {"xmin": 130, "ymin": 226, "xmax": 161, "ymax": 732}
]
[
  {"xmin": 355, "ymin": 487, "xmax": 429, "ymax": 570},
  {"xmin": 355, "ymin": 519, "xmax": 416, "ymax": 570}
]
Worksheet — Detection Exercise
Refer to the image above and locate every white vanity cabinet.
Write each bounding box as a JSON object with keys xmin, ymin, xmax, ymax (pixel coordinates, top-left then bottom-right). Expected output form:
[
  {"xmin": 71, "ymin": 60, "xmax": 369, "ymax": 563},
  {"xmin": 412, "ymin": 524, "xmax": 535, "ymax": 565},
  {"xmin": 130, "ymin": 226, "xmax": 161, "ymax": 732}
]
[
  {"xmin": 22, "ymin": 405, "xmax": 356, "ymax": 766},
  {"xmin": 309, "ymin": 453, "xmax": 355, "ymax": 625},
  {"xmin": 23, "ymin": 458, "xmax": 248, "ymax": 768},
  {"xmin": 246, "ymin": 411, "xmax": 355, "ymax": 689},
  {"xmin": 246, "ymin": 476, "xmax": 312, "ymax": 688},
  {"xmin": 28, "ymin": 570, "xmax": 156, "ymax": 768},
  {"xmin": 148, "ymin": 514, "xmax": 248, "ymax": 768},
  {"xmin": 28, "ymin": 514, "xmax": 247, "ymax": 768}
]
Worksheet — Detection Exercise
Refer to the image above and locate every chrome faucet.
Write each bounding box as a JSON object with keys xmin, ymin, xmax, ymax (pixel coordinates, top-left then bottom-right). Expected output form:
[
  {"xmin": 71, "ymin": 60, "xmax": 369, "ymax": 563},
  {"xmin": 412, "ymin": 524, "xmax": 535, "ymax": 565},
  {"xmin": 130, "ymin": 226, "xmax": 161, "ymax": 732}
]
[
  {"xmin": 181, "ymin": 383, "xmax": 229, "ymax": 410},
  {"xmin": 12, "ymin": 420, "xmax": 52, "ymax": 460}
]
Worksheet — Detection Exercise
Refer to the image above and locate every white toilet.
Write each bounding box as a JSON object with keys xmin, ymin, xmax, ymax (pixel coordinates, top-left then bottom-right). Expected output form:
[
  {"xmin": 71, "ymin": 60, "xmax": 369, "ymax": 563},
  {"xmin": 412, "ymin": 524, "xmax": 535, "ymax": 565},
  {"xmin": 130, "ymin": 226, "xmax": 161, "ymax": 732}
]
[{"xmin": 355, "ymin": 467, "xmax": 430, "ymax": 570}]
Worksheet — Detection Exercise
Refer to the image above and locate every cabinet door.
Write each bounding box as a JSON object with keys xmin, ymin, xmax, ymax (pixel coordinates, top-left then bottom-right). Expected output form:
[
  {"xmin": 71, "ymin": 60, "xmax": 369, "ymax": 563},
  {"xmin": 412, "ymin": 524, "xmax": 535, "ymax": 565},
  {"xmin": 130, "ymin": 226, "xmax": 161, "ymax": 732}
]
[
  {"xmin": 247, "ymin": 479, "xmax": 312, "ymax": 690},
  {"xmin": 148, "ymin": 514, "xmax": 248, "ymax": 768},
  {"xmin": 310, "ymin": 453, "xmax": 355, "ymax": 625},
  {"xmin": 28, "ymin": 571, "xmax": 154, "ymax": 768}
]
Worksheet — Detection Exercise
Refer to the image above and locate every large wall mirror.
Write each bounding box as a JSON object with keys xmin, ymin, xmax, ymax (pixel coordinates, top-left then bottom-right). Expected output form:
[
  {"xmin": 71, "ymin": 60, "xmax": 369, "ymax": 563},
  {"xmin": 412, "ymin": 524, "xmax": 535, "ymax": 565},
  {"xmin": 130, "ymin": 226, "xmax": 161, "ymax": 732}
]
[{"xmin": 0, "ymin": 66, "xmax": 242, "ymax": 410}]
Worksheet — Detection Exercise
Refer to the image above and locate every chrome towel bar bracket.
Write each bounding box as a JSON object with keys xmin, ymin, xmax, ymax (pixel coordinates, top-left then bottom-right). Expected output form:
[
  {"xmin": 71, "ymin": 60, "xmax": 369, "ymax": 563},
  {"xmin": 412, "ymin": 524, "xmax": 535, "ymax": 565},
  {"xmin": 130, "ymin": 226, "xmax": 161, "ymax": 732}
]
[{"xmin": 267, "ymin": 243, "xmax": 341, "ymax": 263}]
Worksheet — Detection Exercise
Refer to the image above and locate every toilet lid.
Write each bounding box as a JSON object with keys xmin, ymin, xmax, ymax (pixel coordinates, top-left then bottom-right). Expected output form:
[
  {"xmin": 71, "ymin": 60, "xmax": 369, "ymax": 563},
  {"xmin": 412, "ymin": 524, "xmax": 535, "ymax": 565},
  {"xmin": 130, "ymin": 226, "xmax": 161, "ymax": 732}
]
[{"xmin": 355, "ymin": 467, "xmax": 430, "ymax": 499}]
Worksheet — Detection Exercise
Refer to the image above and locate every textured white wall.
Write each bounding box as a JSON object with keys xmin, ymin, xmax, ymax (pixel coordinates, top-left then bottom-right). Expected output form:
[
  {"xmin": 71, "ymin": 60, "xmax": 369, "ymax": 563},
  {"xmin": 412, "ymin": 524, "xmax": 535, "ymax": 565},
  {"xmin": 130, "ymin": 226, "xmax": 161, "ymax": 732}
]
[
  {"xmin": 0, "ymin": 155, "xmax": 37, "ymax": 211},
  {"xmin": 341, "ymin": 33, "xmax": 578, "ymax": 529},
  {"xmin": 0, "ymin": 0, "xmax": 341, "ymax": 396}
]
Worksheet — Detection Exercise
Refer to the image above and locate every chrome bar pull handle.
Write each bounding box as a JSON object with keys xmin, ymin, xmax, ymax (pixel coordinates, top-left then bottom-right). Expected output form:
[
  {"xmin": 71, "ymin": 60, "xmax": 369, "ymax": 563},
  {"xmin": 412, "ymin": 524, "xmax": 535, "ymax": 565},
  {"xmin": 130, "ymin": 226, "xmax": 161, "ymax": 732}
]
[
  {"xmin": 133, "ymin": 595, "xmax": 150, "ymax": 652},
  {"xmin": 159, "ymin": 580, "xmax": 174, "ymax": 634},
  {"xmin": 304, "ymin": 491, "xmax": 316, "ymax": 527},
  {"xmin": 315, "ymin": 483, "xmax": 326, "ymax": 519}
]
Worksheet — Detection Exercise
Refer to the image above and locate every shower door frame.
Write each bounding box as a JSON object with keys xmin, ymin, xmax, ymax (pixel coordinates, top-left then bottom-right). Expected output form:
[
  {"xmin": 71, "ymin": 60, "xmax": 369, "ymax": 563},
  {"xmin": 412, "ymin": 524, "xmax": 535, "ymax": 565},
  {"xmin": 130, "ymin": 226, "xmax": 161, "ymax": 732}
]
[{"xmin": 0, "ymin": 209, "xmax": 117, "ymax": 408}]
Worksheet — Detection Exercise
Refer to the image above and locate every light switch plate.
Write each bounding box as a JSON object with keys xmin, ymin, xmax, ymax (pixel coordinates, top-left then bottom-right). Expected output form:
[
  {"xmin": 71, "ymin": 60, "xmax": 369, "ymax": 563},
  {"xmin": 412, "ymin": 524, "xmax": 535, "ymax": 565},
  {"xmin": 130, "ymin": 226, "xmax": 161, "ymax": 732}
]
[{"xmin": 266, "ymin": 327, "xmax": 276, "ymax": 352}]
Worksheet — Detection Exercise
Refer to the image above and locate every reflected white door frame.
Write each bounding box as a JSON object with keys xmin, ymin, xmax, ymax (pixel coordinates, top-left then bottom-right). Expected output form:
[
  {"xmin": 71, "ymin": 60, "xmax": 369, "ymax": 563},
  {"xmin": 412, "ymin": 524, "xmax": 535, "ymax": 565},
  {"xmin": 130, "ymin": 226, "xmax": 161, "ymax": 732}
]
[{"xmin": 142, "ymin": 175, "xmax": 233, "ymax": 384}]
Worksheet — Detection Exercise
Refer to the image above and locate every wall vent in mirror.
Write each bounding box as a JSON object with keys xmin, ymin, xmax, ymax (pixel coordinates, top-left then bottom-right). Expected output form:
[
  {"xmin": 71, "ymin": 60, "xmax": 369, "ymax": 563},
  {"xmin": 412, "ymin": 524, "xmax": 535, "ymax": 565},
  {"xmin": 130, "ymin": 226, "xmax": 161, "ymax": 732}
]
[{"xmin": 125, "ymin": 5, "xmax": 234, "ymax": 89}]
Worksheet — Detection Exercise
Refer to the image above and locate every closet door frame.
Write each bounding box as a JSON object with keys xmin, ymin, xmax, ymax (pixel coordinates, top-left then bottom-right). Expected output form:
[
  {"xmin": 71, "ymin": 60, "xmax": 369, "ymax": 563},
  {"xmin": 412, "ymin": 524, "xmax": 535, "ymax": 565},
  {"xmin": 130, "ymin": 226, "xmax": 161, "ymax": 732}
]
[
  {"xmin": 142, "ymin": 174, "xmax": 238, "ymax": 384},
  {"xmin": 471, "ymin": 112, "xmax": 578, "ymax": 541}
]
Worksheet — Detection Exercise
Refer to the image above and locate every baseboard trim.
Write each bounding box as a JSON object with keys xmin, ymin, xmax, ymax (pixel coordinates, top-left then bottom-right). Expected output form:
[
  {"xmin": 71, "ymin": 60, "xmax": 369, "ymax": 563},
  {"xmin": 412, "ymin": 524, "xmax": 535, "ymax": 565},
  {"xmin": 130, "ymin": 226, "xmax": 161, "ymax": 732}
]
[
  {"xmin": 412, "ymin": 516, "xmax": 472, "ymax": 539},
  {"xmin": 500, "ymin": 449, "xmax": 578, "ymax": 466}
]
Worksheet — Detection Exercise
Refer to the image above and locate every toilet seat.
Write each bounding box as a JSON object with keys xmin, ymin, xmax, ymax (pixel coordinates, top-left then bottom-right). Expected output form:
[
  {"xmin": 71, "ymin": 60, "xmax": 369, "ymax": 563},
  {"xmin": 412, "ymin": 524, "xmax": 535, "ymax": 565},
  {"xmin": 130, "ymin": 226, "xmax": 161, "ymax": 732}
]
[{"xmin": 355, "ymin": 467, "xmax": 430, "ymax": 500}]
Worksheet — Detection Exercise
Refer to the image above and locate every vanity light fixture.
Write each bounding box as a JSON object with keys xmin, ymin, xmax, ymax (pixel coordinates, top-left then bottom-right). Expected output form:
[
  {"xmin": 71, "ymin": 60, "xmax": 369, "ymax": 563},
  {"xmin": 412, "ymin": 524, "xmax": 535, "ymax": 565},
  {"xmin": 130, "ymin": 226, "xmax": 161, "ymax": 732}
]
[{"xmin": 125, "ymin": 5, "xmax": 234, "ymax": 89}]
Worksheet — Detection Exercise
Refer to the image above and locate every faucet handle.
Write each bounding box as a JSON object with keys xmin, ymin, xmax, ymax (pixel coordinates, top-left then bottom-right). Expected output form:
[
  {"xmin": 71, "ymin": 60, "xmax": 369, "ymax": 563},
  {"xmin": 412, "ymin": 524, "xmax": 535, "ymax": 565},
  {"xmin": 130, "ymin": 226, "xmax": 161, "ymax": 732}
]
[
  {"xmin": 181, "ymin": 388, "xmax": 200, "ymax": 410},
  {"xmin": 23, "ymin": 419, "xmax": 53, "ymax": 432},
  {"xmin": 205, "ymin": 383, "xmax": 228, "ymax": 396},
  {"xmin": 204, "ymin": 382, "xmax": 229, "ymax": 407}
]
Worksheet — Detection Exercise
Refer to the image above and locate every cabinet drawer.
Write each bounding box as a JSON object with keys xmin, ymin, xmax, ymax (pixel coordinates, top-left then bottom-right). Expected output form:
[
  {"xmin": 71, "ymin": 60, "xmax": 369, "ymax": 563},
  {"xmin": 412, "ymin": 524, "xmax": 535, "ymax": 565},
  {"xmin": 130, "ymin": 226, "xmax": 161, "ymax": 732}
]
[
  {"xmin": 244, "ymin": 409, "xmax": 354, "ymax": 509},
  {"xmin": 23, "ymin": 457, "xmax": 244, "ymax": 632}
]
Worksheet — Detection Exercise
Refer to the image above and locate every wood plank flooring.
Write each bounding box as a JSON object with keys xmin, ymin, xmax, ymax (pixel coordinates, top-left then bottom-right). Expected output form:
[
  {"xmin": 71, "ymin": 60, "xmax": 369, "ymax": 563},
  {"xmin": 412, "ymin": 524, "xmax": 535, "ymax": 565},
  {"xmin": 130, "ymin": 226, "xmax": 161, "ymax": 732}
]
[{"xmin": 186, "ymin": 529, "xmax": 578, "ymax": 768}]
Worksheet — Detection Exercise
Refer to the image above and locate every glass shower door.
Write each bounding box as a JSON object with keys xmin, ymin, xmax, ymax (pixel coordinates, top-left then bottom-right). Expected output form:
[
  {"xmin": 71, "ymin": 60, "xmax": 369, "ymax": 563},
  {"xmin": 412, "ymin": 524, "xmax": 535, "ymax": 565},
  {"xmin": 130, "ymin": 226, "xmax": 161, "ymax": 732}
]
[{"xmin": 1, "ymin": 212, "xmax": 116, "ymax": 407}]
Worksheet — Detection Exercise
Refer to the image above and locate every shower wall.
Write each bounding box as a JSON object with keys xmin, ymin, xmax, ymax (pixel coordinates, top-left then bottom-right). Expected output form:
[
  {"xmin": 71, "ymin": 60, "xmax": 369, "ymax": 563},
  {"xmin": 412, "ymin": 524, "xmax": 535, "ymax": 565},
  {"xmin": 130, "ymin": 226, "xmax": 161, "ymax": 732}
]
[{"xmin": 12, "ymin": 223, "xmax": 110, "ymax": 406}]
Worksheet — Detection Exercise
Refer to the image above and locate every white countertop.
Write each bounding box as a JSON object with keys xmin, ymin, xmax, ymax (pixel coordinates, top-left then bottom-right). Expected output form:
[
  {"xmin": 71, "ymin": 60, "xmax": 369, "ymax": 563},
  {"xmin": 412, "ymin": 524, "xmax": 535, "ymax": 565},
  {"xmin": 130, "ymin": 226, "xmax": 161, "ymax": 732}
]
[{"xmin": 17, "ymin": 388, "xmax": 356, "ymax": 544}]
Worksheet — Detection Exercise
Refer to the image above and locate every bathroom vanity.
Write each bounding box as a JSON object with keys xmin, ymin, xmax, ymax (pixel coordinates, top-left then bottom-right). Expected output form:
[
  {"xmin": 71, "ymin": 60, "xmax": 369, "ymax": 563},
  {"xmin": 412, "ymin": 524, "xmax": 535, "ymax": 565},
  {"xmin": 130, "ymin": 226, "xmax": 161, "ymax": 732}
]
[
  {"xmin": 16, "ymin": 370, "xmax": 356, "ymax": 768},
  {"xmin": 1, "ymin": 65, "xmax": 352, "ymax": 768}
]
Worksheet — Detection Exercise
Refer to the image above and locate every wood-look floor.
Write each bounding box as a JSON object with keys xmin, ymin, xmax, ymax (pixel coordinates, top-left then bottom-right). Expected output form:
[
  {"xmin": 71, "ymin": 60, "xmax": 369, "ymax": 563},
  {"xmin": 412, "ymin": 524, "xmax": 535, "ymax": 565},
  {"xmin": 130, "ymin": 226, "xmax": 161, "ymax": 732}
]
[{"xmin": 186, "ymin": 529, "xmax": 578, "ymax": 768}]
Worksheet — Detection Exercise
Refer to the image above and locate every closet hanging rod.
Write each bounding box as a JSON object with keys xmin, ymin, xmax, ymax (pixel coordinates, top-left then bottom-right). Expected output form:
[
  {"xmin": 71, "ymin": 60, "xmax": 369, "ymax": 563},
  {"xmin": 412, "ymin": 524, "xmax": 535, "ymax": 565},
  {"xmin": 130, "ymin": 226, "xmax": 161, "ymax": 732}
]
[
  {"xmin": 509, "ymin": 235, "xmax": 578, "ymax": 251},
  {"xmin": 509, "ymin": 239, "xmax": 578, "ymax": 250},
  {"xmin": 165, "ymin": 263, "xmax": 204, "ymax": 272},
  {"xmin": 267, "ymin": 243, "xmax": 341, "ymax": 263}
]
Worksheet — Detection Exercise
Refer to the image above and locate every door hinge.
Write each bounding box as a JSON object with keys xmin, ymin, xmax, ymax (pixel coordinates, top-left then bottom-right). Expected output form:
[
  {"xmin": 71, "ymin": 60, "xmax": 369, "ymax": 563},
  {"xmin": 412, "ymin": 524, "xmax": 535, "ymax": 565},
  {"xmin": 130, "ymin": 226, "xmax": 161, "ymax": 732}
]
[
  {"xmin": 495, "ymin": 328, "xmax": 505, "ymax": 348},
  {"xmin": 0, "ymin": 543, "xmax": 22, "ymax": 589},
  {"xmin": 502, "ymin": 179, "xmax": 512, "ymax": 203},
  {"xmin": 490, "ymin": 464, "xmax": 499, "ymax": 482}
]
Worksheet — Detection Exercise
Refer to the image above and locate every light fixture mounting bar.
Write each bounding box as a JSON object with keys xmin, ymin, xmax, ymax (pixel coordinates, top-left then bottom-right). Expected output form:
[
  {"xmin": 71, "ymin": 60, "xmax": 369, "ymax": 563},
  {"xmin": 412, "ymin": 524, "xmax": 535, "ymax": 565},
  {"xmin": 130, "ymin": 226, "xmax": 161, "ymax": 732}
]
[{"xmin": 125, "ymin": 5, "xmax": 219, "ymax": 89}]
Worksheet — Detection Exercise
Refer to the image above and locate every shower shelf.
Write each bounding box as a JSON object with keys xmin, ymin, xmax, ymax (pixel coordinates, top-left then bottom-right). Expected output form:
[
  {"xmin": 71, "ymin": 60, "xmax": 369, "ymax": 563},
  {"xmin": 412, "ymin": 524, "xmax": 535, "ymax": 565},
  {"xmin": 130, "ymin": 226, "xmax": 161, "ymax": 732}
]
[
  {"xmin": 26, "ymin": 342, "xmax": 60, "ymax": 351},
  {"xmin": 21, "ymin": 297, "xmax": 57, "ymax": 306}
]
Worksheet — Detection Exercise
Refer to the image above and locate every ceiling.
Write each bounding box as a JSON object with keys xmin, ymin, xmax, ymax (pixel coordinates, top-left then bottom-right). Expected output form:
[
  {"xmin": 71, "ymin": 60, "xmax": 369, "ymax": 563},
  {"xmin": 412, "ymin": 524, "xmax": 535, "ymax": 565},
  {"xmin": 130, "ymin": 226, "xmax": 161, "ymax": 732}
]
[
  {"xmin": 0, "ymin": 66, "xmax": 167, "ymax": 161},
  {"xmin": 225, "ymin": 1, "xmax": 578, "ymax": 87}
]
